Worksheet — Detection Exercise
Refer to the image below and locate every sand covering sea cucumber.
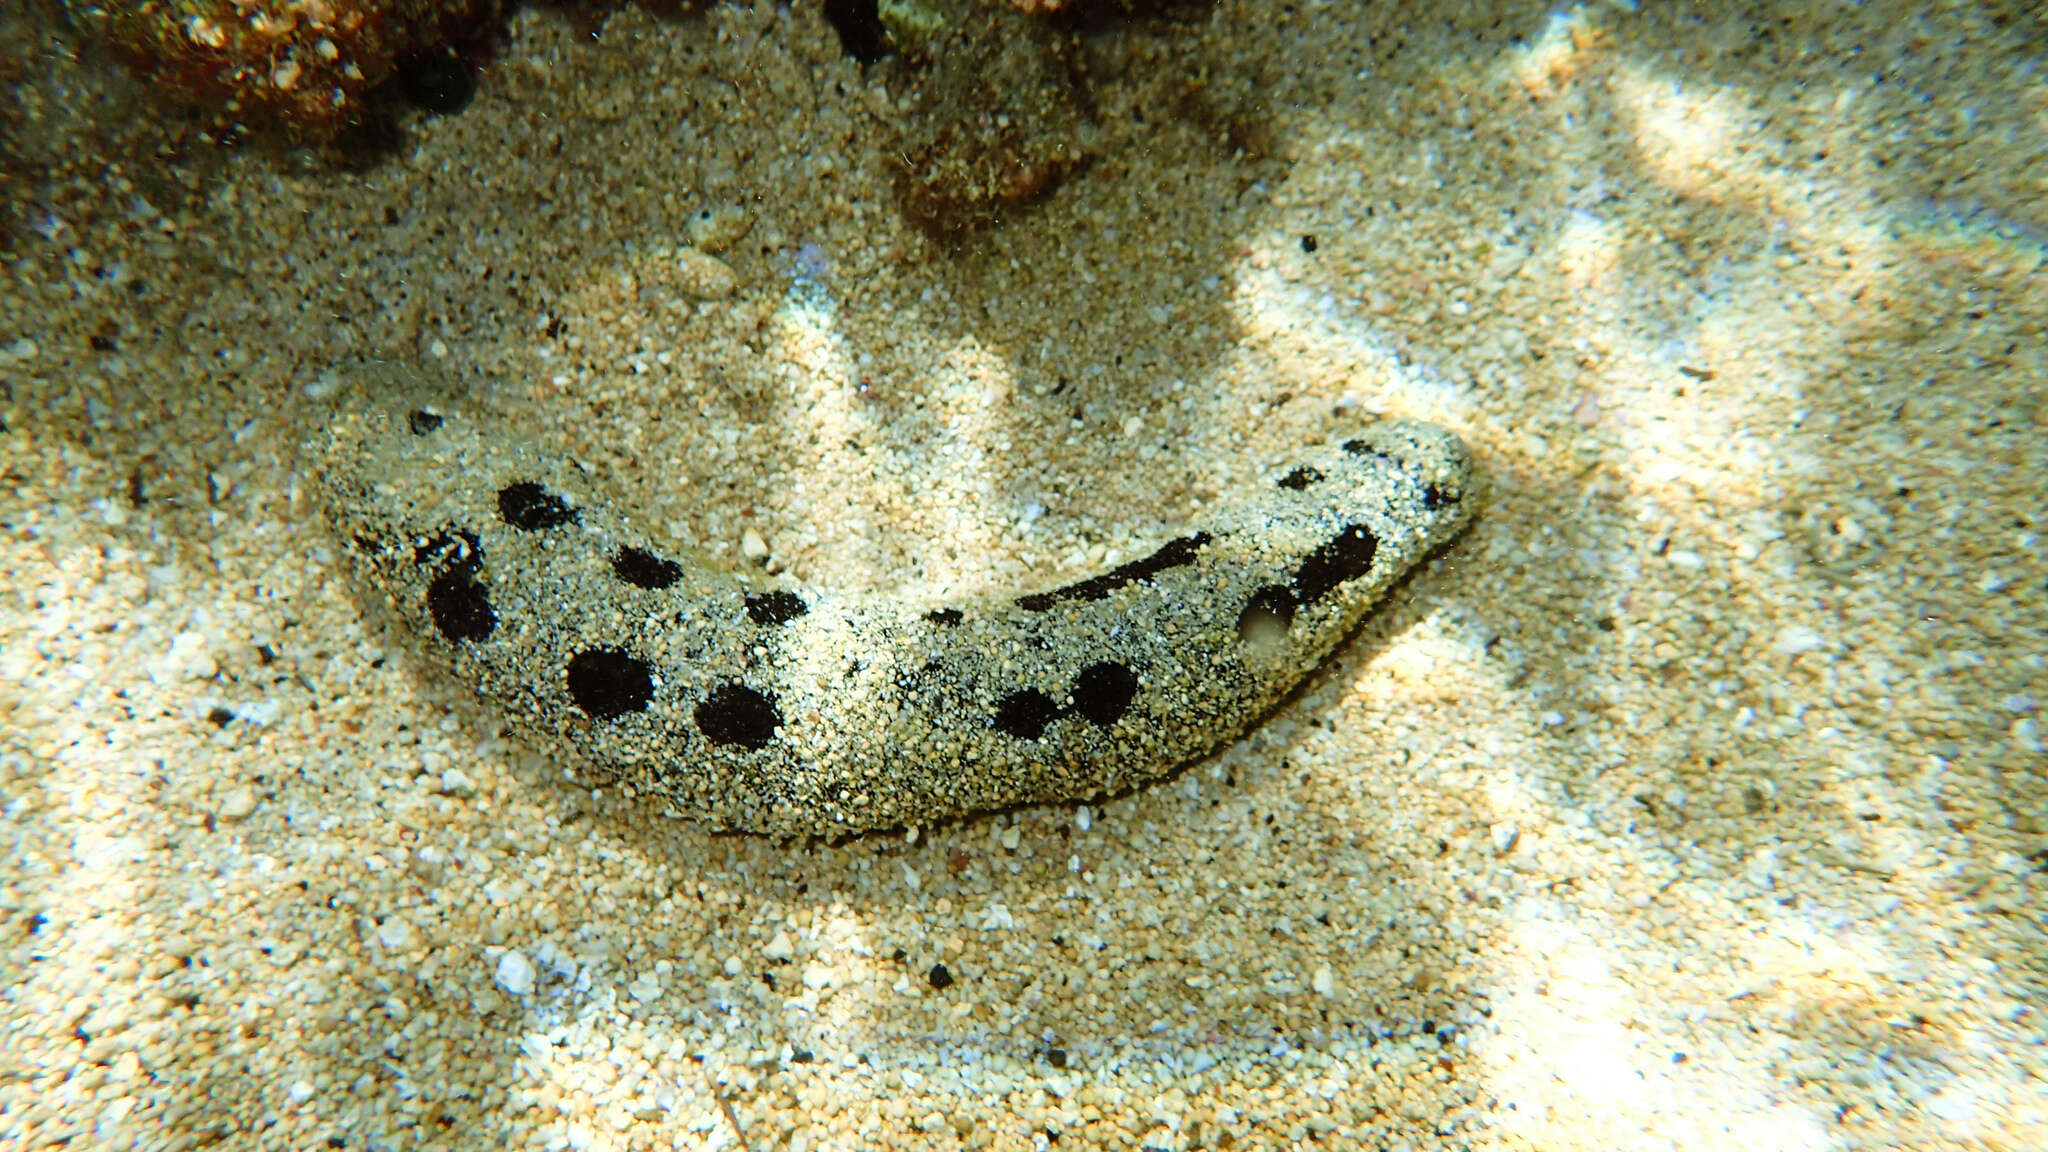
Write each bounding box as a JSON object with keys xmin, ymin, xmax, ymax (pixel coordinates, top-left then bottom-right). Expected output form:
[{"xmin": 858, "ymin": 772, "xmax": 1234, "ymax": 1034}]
[{"xmin": 311, "ymin": 363, "xmax": 1477, "ymax": 837}]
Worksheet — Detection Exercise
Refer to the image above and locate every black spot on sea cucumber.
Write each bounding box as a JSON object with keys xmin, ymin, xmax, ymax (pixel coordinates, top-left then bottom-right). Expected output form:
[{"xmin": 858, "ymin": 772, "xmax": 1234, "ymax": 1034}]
[
  {"xmin": 1294, "ymin": 524, "xmax": 1378, "ymax": 605},
  {"xmin": 567, "ymin": 648, "xmax": 654, "ymax": 719},
  {"xmin": 1016, "ymin": 532, "xmax": 1212, "ymax": 611},
  {"xmin": 745, "ymin": 591, "xmax": 808, "ymax": 626},
  {"xmin": 428, "ymin": 568, "xmax": 496, "ymax": 642},
  {"xmin": 993, "ymin": 688, "xmax": 1061, "ymax": 740},
  {"xmin": 407, "ymin": 408, "xmax": 444, "ymax": 435},
  {"xmin": 416, "ymin": 528, "xmax": 494, "ymax": 642},
  {"xmin": 1424, "ymin": 483, "xmax": 1456, "ymax": 509},
  {"xmin": 924, "ymin": 607, "xmax": 964, "ymax": 626},
  {"xmin": 1277, "ymin": 465, "xmax": 1324, "ymax": 491},
  {"xmin": 613, "ymin": 546, "xmax": 684, "ymax": 590},
  {"xmin": 498, "ymin": 481, "xmax": 579, "ymax": 530},
  {"xmin": 1071, "ymin": 662, "xmax": 1137, "ymax": 727},
  {"xmin": 696, "ymin": 684, "xmax": 782, "ymax": 749},
  {"xmin": 1237, "ymin": 585, "xmax": 1298, "ymax": 642}
]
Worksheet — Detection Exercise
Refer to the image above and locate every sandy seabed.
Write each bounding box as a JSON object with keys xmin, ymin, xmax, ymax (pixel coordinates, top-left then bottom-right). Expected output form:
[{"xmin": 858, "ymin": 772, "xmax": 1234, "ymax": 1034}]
[{"xmin": 2, "ymin": 1, "xmax": 2044, "ymax": 1149}]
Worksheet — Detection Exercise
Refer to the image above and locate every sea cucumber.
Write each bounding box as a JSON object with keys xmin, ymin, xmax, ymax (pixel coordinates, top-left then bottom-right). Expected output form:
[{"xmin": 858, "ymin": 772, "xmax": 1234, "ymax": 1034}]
[{"xmin": 310, "ymin": 362, "xmax": 1477, "ymax": 837}]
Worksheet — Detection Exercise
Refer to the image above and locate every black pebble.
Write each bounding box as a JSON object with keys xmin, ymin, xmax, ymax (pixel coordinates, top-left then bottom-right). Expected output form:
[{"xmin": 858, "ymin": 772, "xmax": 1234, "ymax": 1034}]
[
  {"xmin": 613, "ymin": 546, "xmax": 684, "ymax": 590},
  {"xmin": 1301, "ymin": 234, "xmax": 1319, "ymax": 253},
  {"xmin": 398, "ymin": 47, "xmax": 476, "ymax": 116},
  {"xmin": 498, "ymin": 481, "xmax": 579, "ymax": 530},
  {"xmin": 745, "ymin": 590, "xmax": 808, "ymax": 626},
  {"xmin": 206, "ymin": 707, "xmax": 235, "ymax": 728},
  {"xmin": 407, "ymin": 408, "xmax": 444, "ymax": 435},
  {"xmin": 927, "ymin": 963, "xmax": 954, "ymax": 990},
  {"xmin": 993, "ymin": 688, "xmax": 1060, "ymax": 741},
  {"xmin": 1070, "ymin": 662, "xmax": 1137, "ymax": 727},
  {"xmin": 1293, "ymin": 524, "xmax": 1378, "ymax": 605},
  {"xmin": 695, "ymin": 684, "xmax": 782, "ymax": 749},
  {"xmin": 566, "ymin": 648, "xmax": 655, "ymax": 719},
  {"xmin": 1277, "ymin": 465, "xmax": 1324, "ymax": 491},
  {"xmin": 1046, "ymin": 1048, "xmax": 1068, "ymax": 1069},
  {"xmin": 427, "ymin": 569, "xmax": 496, "ymax": 642},
  {"xmin": 1237, "ymin": 585, "xmax": 1298, "ymax": 641}
]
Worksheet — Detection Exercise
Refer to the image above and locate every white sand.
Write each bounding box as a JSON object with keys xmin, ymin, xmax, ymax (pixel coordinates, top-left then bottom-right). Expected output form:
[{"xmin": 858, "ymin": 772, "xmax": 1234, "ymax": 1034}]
[{"xmin": 2, "ymin": 1, "xmax": 2044, "ymax": 1148}]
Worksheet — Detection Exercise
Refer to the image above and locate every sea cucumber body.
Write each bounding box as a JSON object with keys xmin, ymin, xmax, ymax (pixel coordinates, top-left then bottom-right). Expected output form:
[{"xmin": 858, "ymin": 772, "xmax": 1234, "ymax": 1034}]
[{"xmin": 313, "ymin": 364, "xmax": 1476, "ymax": 837}]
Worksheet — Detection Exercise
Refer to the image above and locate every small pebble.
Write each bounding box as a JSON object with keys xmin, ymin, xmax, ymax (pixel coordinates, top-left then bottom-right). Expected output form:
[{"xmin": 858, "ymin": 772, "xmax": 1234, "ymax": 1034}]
[
  {"xmin": 686, "ymin": 204, "xmax": 752, "ymax": 253},
  {"xmin": 740, "ymin": 527, "xmax": 769, "ymax": 562},
  {"xmin": 1489, "ymin": 821, "xmax": 1520, "ymax": 854},
  {"xmin": 1572, "ymin": 391, "xmax": 1601, "ymax": 427},
  {"xmin": 377, "ymin": 918, "xmax": 414, "ymax": 950},
  {"xmin": 216, "ymin": 787, "xmax": 258, "ymax": 822},
  {"xmin": 628, "ymin": 971, "xmax": 662, "ymax": 1002},
  {"xmin": 439, "ymin": 768, "xmax": 477, "ymax": 797},
  {"xmin": 1774, "ymin": 625, "xmax": 1827, "ymax": 656},
  {"xmin": 675, "ymin": 248, "xmax": 738, "ymax": 300},
  {"xmin": 2013, "ymin": 717, "xmax": 2041, "ymax": 754},
  {"xmin": 495, "ymin": 950, "xmax": 537, "ymax": 996}
]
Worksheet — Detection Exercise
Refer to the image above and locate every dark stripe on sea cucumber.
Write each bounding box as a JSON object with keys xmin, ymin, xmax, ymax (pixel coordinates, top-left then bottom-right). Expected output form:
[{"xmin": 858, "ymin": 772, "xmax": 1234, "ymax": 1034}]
[
  {"xmin": 567, "ymin": 647, "xmax": 655, "ymax": 718},
  {"xmin": 498, "ymin": 481, "xmax": 579, "ymax": 530},
  {"xmin": 1293, "ymin": 524, "xmax": 1378, "ymax": 605},
  {"xmin": 745, "ymin": 590, "xmax": 808, "ymax": 626},
  {"xmin": 614, "ymin": 545, "xmax": 685, "ymax": 589},
  {"xmin": 924, "ymin": 607, "xmax": 964, "ymax": 626},
  {"xmin": 1015, "ymin": 532, "xmax": 1213, "ymax": 612},
  {"xmin": 1277, "ymin": 465, "xmax": 1324, "ymax": 490},
  {"xmin": 695, "ymin": 684, "xmax": 782, "ymax": 749}
]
